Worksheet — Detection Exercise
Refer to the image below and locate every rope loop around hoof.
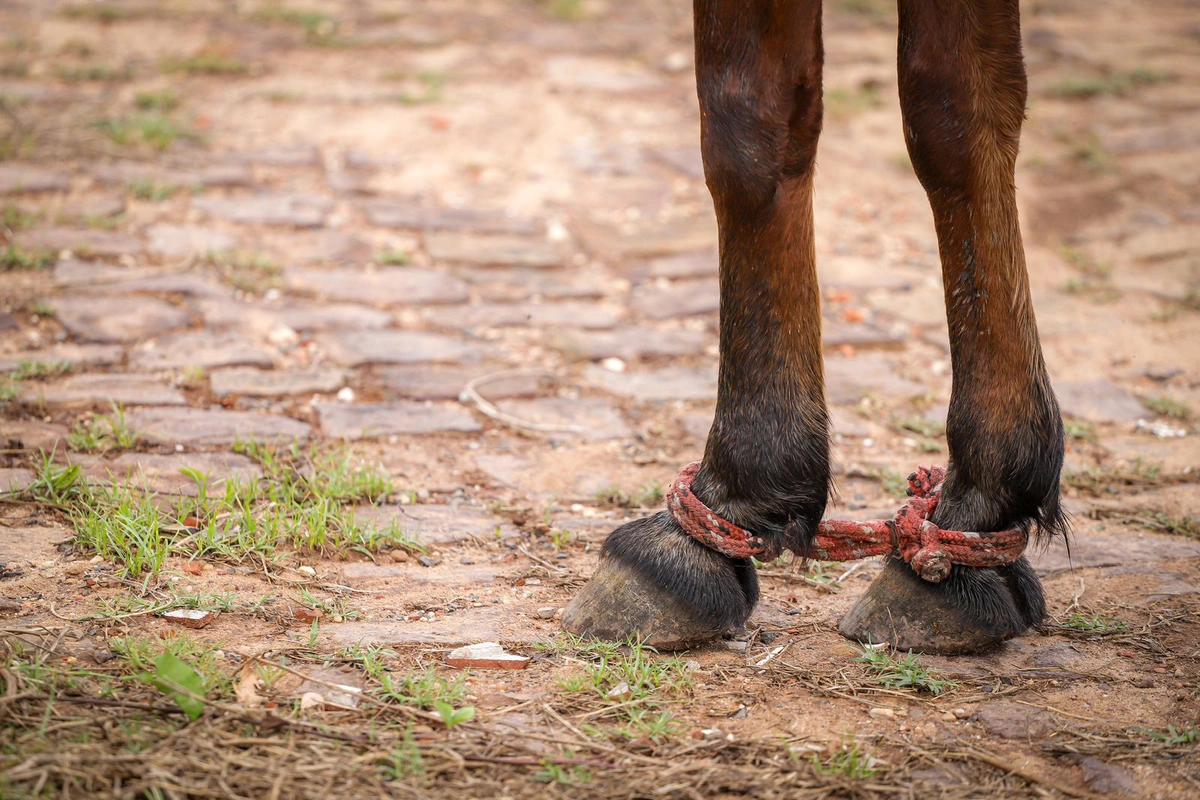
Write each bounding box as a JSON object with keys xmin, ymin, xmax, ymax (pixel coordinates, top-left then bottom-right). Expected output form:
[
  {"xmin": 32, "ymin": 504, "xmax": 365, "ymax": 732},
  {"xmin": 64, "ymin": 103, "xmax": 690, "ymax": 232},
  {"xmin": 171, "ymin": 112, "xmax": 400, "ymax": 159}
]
[{"xmin": 666, "ymin": 461, "xmax": 1028, "ymax": 582}]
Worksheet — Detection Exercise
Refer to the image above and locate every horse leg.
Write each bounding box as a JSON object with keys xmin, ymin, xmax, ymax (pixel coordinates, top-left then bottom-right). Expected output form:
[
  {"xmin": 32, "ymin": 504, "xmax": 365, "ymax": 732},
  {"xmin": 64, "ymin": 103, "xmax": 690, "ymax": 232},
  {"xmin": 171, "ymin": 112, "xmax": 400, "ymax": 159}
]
[
  {"xmin": 563, "ymin": 0, "xmax": 831, "ymax": 646},
  {"xmin": 839, "ymin": 0, "xmax": 1066, "ymax": 654}
]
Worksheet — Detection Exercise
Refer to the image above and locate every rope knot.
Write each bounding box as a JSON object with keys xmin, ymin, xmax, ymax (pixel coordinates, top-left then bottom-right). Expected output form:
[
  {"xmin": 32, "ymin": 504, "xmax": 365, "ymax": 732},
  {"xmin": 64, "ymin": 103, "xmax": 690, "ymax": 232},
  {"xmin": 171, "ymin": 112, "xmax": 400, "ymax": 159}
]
[{"xmin": 665, "ymin": 461, "xmax": 1028, "ymax": 581}]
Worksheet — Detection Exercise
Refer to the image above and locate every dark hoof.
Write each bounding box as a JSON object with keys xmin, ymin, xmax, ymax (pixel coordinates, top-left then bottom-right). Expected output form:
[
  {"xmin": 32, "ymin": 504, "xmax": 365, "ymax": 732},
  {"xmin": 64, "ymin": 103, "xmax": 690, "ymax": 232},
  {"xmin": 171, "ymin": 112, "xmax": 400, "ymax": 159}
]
[
  {"xmin": 562, "ymin": 511, "xmax": 757, "ymax": 649},
  {"xmin": 838, "ymin": 556, "xmax": 1045, "ymax": 655}
]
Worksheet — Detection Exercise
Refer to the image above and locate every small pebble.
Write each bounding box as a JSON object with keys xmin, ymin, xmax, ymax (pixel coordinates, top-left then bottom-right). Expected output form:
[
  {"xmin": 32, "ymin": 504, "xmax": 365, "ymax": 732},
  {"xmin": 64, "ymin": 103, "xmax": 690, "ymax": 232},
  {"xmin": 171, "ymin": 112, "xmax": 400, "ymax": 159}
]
[
  {"xmin": 536, "ymin": 606, "xmax": 557, "ymax": 619},
  {"xmin": 417, "ymin": 555, "xmax": 442, "ymax": 568},
  {"xmin": 336, "ymin": 386, "xmax": 356, "ymax": 403},
  {"xmin": 390, "ymin": 550, "xmax": 410, "ymax": 563},
  {"xmin": 297, "ymin": 565, "xmax": 317, "ymax": 577},
  {"xmin": 869, "ymin": 707, "xmax": 895, "ymax": 719},
  {"xmin": 941, "ymin": 711, "xmax": 957, "ymax": 722}
]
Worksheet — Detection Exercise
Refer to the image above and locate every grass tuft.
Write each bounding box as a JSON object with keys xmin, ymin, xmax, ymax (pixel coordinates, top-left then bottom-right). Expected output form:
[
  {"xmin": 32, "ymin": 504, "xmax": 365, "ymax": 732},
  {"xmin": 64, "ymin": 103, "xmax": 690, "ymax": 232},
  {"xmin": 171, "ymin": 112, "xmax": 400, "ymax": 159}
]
[{"xmin": 856, "ymin": 647, "xmax": 954, "ymax": 695}]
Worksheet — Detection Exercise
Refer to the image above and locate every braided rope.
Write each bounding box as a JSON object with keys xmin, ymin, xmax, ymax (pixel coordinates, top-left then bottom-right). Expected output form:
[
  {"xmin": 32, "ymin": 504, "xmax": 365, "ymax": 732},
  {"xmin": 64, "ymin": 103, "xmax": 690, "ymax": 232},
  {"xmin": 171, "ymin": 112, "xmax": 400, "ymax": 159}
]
[{"xmin": 666, "ymin": 462, "xmax": 1028, "ymax": 583}]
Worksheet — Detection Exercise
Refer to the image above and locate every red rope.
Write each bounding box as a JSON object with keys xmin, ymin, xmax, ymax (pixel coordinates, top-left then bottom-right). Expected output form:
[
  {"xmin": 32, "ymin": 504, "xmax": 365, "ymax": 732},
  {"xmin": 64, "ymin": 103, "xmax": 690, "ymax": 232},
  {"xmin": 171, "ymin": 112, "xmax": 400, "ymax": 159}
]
[{"xmin": 666, "ymin": 462, "xmax": 1028, "ymax": 583}]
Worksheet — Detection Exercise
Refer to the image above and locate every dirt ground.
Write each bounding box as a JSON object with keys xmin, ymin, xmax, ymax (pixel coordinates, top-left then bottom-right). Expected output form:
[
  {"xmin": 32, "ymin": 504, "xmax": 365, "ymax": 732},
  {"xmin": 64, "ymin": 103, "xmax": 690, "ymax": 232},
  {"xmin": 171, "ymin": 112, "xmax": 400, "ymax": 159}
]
[{"xmin": 1, "ymin": 0, "xmax": 1198, "ymax": 797}]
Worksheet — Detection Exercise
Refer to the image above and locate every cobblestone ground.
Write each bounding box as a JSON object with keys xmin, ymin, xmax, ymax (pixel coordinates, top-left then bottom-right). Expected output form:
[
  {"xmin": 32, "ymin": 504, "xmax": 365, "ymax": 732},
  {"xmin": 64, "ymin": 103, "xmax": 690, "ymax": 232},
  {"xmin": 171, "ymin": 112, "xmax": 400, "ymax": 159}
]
[{"xmin": 1, "ymin": 1, "xmax": 1198, "ymax": 797}]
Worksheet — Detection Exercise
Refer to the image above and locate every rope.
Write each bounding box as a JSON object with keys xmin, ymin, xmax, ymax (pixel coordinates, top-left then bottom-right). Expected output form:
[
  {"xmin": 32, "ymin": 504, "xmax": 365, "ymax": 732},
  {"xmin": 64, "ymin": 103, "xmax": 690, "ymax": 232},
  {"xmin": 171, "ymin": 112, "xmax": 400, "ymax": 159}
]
[{"xmin": 666, "ymin": 462, "xmax": 1028, "ymax": 583}]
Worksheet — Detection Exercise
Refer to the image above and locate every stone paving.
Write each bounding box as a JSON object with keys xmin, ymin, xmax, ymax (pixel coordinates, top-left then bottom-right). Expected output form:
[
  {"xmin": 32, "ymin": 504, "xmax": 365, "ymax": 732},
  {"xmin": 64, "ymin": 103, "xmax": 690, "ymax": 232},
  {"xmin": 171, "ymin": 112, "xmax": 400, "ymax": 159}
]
[{"xmin": 0, "ymin": 0, "xmax": 1198, "ymax": 796}]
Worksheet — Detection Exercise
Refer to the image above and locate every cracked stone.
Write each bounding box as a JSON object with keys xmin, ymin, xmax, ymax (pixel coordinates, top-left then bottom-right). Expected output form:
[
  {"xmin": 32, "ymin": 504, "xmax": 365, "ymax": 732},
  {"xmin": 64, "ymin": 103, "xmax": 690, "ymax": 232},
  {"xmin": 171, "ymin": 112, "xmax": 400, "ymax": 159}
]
[
  {"xmin": 126, "ymin": 407, "xmax": 312, "ymax": 446},
  {"xmin": 285, "ymin": 266, "xmax": 468, "ymax": 306},
  {"xmin": 130, "ymin": 331, "xmax": 275, "ymax": 371},
  {"xmin": 209, "ymin": 367, "xmax": 345, "ymax": 397},
  {"xmin": 53, "ymin": 294, "xmax": 189, "ymax": 343},
  {"xmin": 319, "ymin": 330, "xmax": 479, "ymax": 367},
  {"xmin": 315, "ymin": 401, "xmax": 481, "ymax": 439}
]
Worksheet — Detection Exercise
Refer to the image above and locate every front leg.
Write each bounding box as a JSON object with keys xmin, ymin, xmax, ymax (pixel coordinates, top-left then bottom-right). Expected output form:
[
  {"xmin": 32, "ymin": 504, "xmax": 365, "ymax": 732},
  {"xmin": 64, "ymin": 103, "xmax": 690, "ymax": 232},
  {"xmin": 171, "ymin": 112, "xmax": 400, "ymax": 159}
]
[
  {"xmin": 563, "ymin": 0, "xmax": 830, "ymax": 647},
  {"xmin": 839, "ymin": 0, "xmax": 1066, "ymax": 654}
]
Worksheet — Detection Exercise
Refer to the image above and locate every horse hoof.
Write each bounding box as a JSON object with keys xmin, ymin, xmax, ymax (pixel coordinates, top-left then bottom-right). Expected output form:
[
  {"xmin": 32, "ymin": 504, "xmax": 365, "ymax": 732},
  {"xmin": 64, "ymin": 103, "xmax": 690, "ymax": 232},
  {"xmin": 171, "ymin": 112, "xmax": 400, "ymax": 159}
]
[
  {"xmin": 838, "ymin": 556, "xmax": 1044, "ymax": 655},
  {"xmin": 561, "ymin": 511, "xmax": 757, "ymax": 649}
]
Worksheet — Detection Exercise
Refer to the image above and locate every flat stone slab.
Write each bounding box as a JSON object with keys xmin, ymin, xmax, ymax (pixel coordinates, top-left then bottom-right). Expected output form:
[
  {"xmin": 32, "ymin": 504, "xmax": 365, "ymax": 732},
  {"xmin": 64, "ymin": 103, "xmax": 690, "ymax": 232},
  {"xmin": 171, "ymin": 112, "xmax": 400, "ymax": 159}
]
[
  {"xmin": 54, "ymin": 259, "xmax": 159, "ymax": 287},
  {"xmin": 1, "ymin": 420, "xmax": 69, "ymax": 452},
  {"xmin": 228, "ymin": 144, "xmax": 321, "ymax": 166},
  {"xmin": 277, "ymin": 302, "xmax": 392, "ymax": 332},
  {"xmin": 339, "ymin": 563, "xmax": 500, "ymax": 588},
  {"xmin": 210, "ymin": 367, "xmax": 345, "ymax": 397},
  {"xmin": 97, "ymin": 273, "xmax": 228, "ymax": 298},
  {"xmin": 126, "ymin": 407, "xmax": 312, "ymax": 446},
  {"xmin": 584, "ymin": 363, "xmax": 717, "ymax": 402},
  {"xmin": 462, "ymin": 268, "xmax": 610, "ymax": 301},
  {"xmin": 130, "ymin": 331, "xmax": 275, "ymax": 371},
  {"xmin": 145, "ymin": 224, "xmax": 238, "ymax": 257},
  {"xmin": 546, "ymin": 56, "xmax": 664, "ymax": 93},
  {"xmin": 377, "ymin": 365, "xmax": 543, "ymax": 401},
  {"xmin": 325, "ymin": 607, "xmax": 541, "ymax": 647},
  {"xmin": 23, "ymin": 373, "xmax": 185, "ymax": 406},
  {"xmin": 0, "ymin": 468, "xmax": 34, "ymax": 494},
  {"xmin": 1055, "ymin": 379, "xmax": 1147, "ymax": 423},
  {"xmin": 0, "ymin": 343, "xmax": 123, "ymax": 372},
  {"xmin": 424, "ymin": 301, "xmax": 620, "ymax": 331},
  {"xmin": 285, "ymin": 266, "xmax": 468, "ymax": 306},
  {"xmin": 53, "ymin": 294, "xmax": 189, "ymax": 343},
  {"xmin": 824, "ymin": 355, "xmax": 925, "ymax": 404},
  {"xmin": 20, "ymin": 228, "xmax": 142, "ymax": 258},
  {"xmin": 577, "ymin": 216, "xmax": 716, "ymax": 260},
  {"xmin": 630, "ymin": 278, "xmax": 719, "ymax": 320},
  {"xmin": 192, "ymin": 194, "xmax": 332, "ymax": 227},
  {"xmin": 552, "ymin": 327, "xmax": 710, "ymax": 360},
  {"xmin": 350, "ymin": 503, "xmax": 520, "ymax": 546},
  {"xmin": 635, "ymin": 250, "xmax": 718, "ymax": 280},
  {"xmin": 445, "ymin": 642, "xmax": 529, "ymax": 670},
  {"xmin": 424, "ymin": 231, "xmax": 563, "ymax": 268},
  {"xmin": 360, "ymin": 198, "xmax": 538, "ymax": 234},
  {"xmin": 0, "ymin": 164, "xmax": 69, "ymax": 193},
  {"xmin": 1030, "ymin": 526, "xmax": 1200, "ymax": 574},
  {"xmin": 319, "ymin": 330, "xmax": 479, "ymax": 367},
  {"xmin": 823, "ymin": 321, "xmax": 906, "ymax": 350},
  {"xmin": 315, "ymin": 401, "xmax": 481, "ymax": 439},
  {"xmin": 72, "ymin": 451, "xmax": 261, "ymax": 495},
  {"xmin": 973, "ymin": 701, "xmax": 1058, "ymax": 740},
  {"xmin": 492, "ymin": 397, "xmax": 630, "ymax": 441}
]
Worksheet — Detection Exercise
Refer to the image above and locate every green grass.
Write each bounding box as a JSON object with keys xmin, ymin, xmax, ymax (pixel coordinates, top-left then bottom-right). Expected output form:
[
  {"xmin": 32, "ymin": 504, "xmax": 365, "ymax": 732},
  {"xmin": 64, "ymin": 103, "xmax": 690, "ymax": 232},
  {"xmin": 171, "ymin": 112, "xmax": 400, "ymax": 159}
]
[
  {"xmin": 535, "ymin": 0, "xmax": 589, "ymax": 21},
  {"xmin": 128, "ymin": 179, "xmax": 177, "ymax": 201},
  {"xmin": 91, "ymin": 113, "xmax": 193, "ymax": 151},
  {"xmin": 69, "ymin": 402, "xmax": 138, "ymax": 451},
  {"xmin": 1, "ymin": 245, "xmax": 54, "ymax": 271},
  {"xmin": 1, "ymin": 204, "xmax": 40, "ymax": 232},
  {"xmin": 162, "ymin": 53, "xmax": 249, "ymax": 76},
  {"xmin": 1143, "ymin": 395, "xmax": 1191, "ymax": 421},
  {"xmin": 379, "ymin": 728, "xmax": 425, "ymax": 782},
  {"xmin": 542, "ymin": 635, "xmax": 693, "ymax": 740},
  {"xmin": 376, "ymin": 250, "xmax": 409, "ymax": 266},
  {"xmin": 250, "ymin": 6, "xmax": 342, "ymax": 44},
  {"xmin": 535, "ymin": 753, "xmax": 592, "ymax": 786},
  {"xmin": 826, "ymin": 84, "xmax": 883, "ymax": 117},
  {"xmin": 1059, "ymin": 244, "xmax": 1112, "ymax": 278},
  {"xmin": 810, "ymin": 740, "xmax": 880, "ymax": 780},
  {"xmin": 377, "ymin": 666, "xmax": 468, "ymax": 712},
  {"xmin": 1064, "ymin": 460, "xmax": 1165, "ymax": 493},
  {"xmin": 593, "ymin": 481, "xmax": 665, "ymax": 508},
  {"xmin": 385, "ymin": 71, "xmax": 446, "ymax": 105},
  {"xmin": 1143, "ymin": 724, "xmax": 1198, "ymax": 745},
  {"xmin": 1064, "ymin": 418, "xmax": 1098, "ymax": 443},
  {"xmin": 73, "ymin": 479, "xmax": 170, "ymax": 578},
  {"xmin": 210, "ymin": 251, "xmax": 281, "ymax": 294},
  {"xmin": 55, "ymin": 63, "xmax": 132, "ymax": 83},
  {"xmin": 1056, "ymin": 612, "xmax": 1129, "ymax": 635},
  {"xmin": 134, "ymin": 89, "xmax": 179, "ymax": 111},
  {"xmin": 868, "ymin": 468, "xmax": 908, "ymax": 499},
  {"xmin": 110, "ymin": 631, "xmax": 233, "ymax": 701},
  {"xmin": 856, "ymin": 647, "xmax": 955, "ymax": 695},
  {"xmin": 1131, "ymin": 511, "xmax": 1199, "ymax": 539},
  {"xmin": 10, "ymin": 359, "xmax": 71, "ymax": 380},
  {"xmin": 1049, "ymin": 68, "xmax": 1167, "ymax": 99}
]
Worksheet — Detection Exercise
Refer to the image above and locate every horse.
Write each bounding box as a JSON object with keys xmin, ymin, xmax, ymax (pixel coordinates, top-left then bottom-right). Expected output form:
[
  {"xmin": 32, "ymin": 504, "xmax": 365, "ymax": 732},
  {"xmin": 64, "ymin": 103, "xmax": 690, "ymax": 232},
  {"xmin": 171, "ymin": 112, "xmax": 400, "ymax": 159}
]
[{"xmin": 562, "ymin": 0, "xmax": 1066, "ymax": 655}]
